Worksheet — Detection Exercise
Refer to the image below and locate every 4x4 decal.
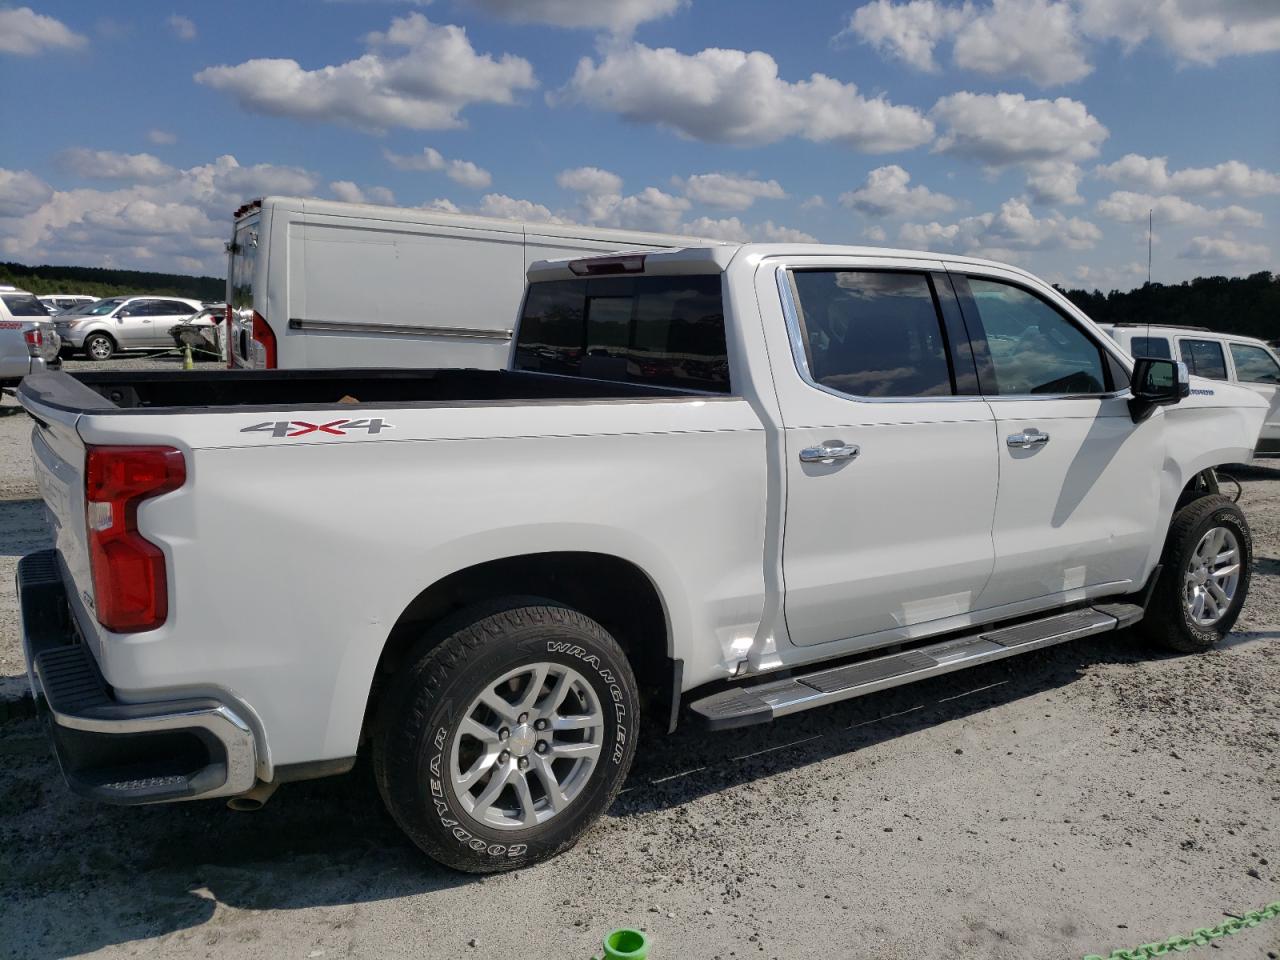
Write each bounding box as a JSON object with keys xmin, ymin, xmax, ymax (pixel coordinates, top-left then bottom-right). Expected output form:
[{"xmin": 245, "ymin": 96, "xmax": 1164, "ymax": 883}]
[{"xmin": 240, "ymin": 418, "xmax": 393, "ymax": 438}]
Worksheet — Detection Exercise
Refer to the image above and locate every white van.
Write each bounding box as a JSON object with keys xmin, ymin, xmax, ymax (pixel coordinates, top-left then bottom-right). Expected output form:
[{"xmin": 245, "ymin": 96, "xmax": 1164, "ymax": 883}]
[
  {"xmin": 226, "ymin": 197, "xmax": 722, "ymax": 371},
  {"xmin": 1099, "ymin": 323, "xmax": 1280, "ymax": 458}
]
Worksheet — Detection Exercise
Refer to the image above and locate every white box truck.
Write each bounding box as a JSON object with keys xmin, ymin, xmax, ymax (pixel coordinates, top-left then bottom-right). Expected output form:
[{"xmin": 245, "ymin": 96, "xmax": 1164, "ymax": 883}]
[{"xmin": 225, "ymin": 197, "xmax": 721, "ymax": 370}]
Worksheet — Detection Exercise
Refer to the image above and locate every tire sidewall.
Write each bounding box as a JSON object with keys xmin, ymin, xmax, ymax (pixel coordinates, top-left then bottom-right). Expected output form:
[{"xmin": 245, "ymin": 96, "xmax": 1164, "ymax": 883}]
[
  {"xmin": 386, "ymin": 608, "xmax": 637, "ymax": 871},
  {"xmin": 1169, "ymin": 501, "xmax": 1252, "ymax": 646}
]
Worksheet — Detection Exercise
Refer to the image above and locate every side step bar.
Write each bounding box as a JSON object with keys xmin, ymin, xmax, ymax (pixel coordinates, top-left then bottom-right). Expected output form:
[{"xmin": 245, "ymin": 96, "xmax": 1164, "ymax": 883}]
[{"xmin": 689, "ymin": 604, "xmax": 1143, "ymax": 730}]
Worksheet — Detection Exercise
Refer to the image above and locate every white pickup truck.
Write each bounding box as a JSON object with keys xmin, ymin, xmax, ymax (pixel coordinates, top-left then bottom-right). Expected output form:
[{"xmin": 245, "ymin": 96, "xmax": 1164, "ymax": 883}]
[{"xmin": 17, "ymin": 244, "xmax": 1268, "ymax": 874}]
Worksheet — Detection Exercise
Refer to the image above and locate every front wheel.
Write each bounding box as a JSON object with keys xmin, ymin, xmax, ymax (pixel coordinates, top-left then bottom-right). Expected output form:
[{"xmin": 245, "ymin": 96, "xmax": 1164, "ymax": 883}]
[
  {"xmin": 1141, "ymin": 494, "xmax": 1252, "ymax": 653},
  {"xmin": 372, "ymin": 600, "xmax": 639, "ymax": 873},
  {"xmin": 83, "ymin": 333, "xmax": 115, "ymax": 361}
]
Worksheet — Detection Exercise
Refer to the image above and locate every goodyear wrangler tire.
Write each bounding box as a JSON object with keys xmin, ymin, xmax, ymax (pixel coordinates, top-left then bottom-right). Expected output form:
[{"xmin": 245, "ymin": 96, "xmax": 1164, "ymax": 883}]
[
  {"xmin": 372, "ymin": 599, "xmax": 639, "ymax": 873},
  {"xmin": 1141, "ymin": 494, "xmax": 1252, "ymax": 654}
]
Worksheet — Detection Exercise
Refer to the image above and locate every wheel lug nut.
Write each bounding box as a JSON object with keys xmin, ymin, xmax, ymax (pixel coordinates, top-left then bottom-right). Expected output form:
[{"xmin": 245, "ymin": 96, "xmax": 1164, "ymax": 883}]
[
  {"xmin": 498, "ymin": 750, "xmax": 510, "ymax": 764},
  {"xmin": 518, "ymin": 757, "xmax": 529, "ymax": 770},
  {"xmin": 498, "ymin": 727, "xmax": 510, "ymax": 741},
  {"xmin": 536, "ymin": 741, "xmax": 548, "ymax": 754},
  {"xmin": 534, "ymin": 718, "xmax": 548, "ymax": 731},
  {"xmin": 518, "ymin": 713, "xmax": 529, "ymax": 724}
]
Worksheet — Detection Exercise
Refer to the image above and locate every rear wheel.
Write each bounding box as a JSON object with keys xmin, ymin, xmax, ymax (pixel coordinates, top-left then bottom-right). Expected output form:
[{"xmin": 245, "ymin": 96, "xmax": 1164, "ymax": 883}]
[
  {"xmin": 1141, "ymin": 494, "xmax": 1251, "ymax": 653},
  {"xmin": 372, "ymin": 599, "xmax": 639, "ymax": 873},
  {"xmin": 83, "ymin": 333, "xmax": 114, "ymax": 361}
]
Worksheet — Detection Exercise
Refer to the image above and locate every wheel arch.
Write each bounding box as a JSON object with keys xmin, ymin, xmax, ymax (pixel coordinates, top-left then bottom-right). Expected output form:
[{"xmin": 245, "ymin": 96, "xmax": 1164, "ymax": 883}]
[{"xmin": 362, "ymin": 551, "xmax": 676, "ymax": 742}]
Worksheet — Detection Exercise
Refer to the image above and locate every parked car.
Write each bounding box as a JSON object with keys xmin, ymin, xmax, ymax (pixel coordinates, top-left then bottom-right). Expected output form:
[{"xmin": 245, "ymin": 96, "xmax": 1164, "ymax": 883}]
[
  {"xmin": 17, "ymin": 244, "xmax": 1267, "ymax": 875},
  {"xmin": 225, "ymin": 196, "xmax": 722, "ymax": 370},
  {"xmin": 0, "ymin": 286, "xmax": 59, "ymax": 386},
  {"xmin": 1100, "ymin": 322, "xmax": 1280, "ymax": 458},
  {"xmin": 37, "ymin": 294, "xmax": 98, "ymax": 315},
  {"xmin": 54, "ymin": 295, "xmax": 202, "ymax": 360},
  {"xmin": 167, "ymin": 303, "xmax": 226, "ymax": 357}
]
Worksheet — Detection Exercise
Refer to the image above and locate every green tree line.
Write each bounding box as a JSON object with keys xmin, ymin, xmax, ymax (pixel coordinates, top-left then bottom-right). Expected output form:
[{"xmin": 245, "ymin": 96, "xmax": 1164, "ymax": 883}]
[
  {"xmin": 1056, "ymin": 271, "xmax": 1279, "ymax": 342},
  {"xmin": 1, "ymin": 262, "xmax": 223, "ymax": 301}
]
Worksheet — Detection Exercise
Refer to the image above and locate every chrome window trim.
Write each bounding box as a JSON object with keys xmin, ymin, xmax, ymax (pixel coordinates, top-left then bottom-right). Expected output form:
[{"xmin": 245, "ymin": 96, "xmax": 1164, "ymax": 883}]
[
  {"xmin": 773, "ymin": 265, "xmax": 1126, "ymax": 405},
  {"xmin": 288, "ymin": 318, "xmax": 512, "ymax": 341}
]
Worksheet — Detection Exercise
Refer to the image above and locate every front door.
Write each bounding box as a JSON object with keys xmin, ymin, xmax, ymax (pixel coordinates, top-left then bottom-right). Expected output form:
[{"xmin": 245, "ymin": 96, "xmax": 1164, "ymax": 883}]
[
  {"xmin": 950, "ymin": 270, "xmax": 1163, "ymax": 611},
  {"xmin": 773, "ymin": 263, "xmax": 999, "ymax": 648},
  {"xmin": 115, "ymin": 299, "xmax": 158, "ymax": 347}
]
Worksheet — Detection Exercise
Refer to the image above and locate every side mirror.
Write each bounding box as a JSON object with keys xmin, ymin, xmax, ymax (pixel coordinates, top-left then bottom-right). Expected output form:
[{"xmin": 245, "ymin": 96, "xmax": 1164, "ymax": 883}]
[{"xmin": 1129, "ymin": 357, "xmax": 1190, "ymax": 423}]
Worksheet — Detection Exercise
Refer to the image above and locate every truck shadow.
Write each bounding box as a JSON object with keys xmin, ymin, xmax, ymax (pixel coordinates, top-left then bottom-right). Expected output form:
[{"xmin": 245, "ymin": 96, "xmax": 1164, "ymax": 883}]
[{"xmin": 2, "ymin": 629, "xmax": 1168, "ymax": 957}]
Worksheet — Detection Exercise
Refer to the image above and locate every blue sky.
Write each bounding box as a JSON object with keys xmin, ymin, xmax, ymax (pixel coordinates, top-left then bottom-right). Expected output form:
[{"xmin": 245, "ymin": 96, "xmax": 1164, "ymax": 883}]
[{"xmin": 1, "ymin": 0, "xmax": 1278, "ymax": 290}]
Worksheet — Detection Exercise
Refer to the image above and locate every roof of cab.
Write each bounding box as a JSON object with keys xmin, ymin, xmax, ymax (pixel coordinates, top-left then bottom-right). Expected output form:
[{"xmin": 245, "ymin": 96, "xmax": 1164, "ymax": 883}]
[{"xmin": 526, "ymin": 242, "xmax": 1048, "ymax": 284}]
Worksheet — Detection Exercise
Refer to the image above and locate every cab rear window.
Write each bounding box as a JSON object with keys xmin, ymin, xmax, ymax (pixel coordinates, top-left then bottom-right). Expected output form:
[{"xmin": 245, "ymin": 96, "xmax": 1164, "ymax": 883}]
[
  {"xmin": 514, "ymin": 275, "xmax": 729, "ymax": 392},
  {"xmin": 1, "ymin": 294, "xmax": 49, "ymax": 317}
]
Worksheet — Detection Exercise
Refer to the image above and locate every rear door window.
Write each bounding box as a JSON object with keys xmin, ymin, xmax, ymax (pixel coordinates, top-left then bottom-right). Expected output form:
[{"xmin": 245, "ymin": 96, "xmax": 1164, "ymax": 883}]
[
  {"xmin": 1179, "ymin": 339, "xmax": 1228, "ymax": 380},
  {"xmin": 514, "ymin": 275, "xmax": 729, "ymax": 392},
  {"xmin": 1130, "ymin": 335, "xmax": 1171, "ymax": 359},
  {"xmin": 1229, "ymin": 343, "xmax": 1280, "ymax": 384},
  {"xmin": 788, "ymin": 270, "xmax": 955, "ymax": 397}
]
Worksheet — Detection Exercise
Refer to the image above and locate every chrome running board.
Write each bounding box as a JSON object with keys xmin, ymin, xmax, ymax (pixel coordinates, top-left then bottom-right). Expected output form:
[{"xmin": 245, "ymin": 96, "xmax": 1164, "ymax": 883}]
[{"xmin": 689, "ymin": 604, "xmax": 1142, "ymax": 730}]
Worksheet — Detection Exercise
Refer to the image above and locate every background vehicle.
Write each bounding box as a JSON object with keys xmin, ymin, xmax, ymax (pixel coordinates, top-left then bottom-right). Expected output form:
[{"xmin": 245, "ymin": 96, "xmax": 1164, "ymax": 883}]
[
  {"xmin": 167, "ymin": 303, "xmax": 226, "ymax": 358},
  {"xmin": 0, "ymin": 286, "xmax": 59, "ymax": 385},
  {"xmin": 225, "ymin": 196, "xmax": 722, "ymax": 371},
  {"xmin": 18, "ymin": 244, "xmax": 1267, "ymax": 875},
  {"xmin": 1100, "ymin": 322, "xmax": 1280, "ymax": 457},
  {"xmin": 55, "ymin": 295, "xmax": 202, "ymax": 360},
  {"xmin": 37, "ymin": 294, "xmax": 98, "ymax": 315}
]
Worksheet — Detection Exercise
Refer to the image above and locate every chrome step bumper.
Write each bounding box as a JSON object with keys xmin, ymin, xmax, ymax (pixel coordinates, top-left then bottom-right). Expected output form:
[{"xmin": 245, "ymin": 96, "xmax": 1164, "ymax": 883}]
[
  {"xmin": 690, "ymin": 604, "xmax": 1143, "ymax": 730},
  {"xmin": 18, "ymin": 550, "xmax": 258, "ymax": 805}
]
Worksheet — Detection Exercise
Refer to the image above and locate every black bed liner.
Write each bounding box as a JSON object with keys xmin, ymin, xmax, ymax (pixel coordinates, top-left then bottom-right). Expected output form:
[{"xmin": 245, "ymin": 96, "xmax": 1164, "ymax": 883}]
[{"xmin": 17, "ymin": 368, "xmax": 725, "ymax": 415}]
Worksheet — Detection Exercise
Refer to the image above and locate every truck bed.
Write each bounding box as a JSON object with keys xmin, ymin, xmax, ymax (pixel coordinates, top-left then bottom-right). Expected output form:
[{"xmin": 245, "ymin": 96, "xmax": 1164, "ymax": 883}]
[{"xmin": 17, "ymin": 367, "xmax": 705, "ymax": 414}]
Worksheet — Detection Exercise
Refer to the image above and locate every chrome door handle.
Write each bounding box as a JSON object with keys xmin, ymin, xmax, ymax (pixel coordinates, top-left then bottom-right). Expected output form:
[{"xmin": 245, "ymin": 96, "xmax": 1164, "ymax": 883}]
[
  {"xmin": 799, "ymin": 441, "xmax": 860, "ymax": 464},
  {"xmin": 1007, "ymin": 430, "xmax": 1050, "ymax": 449}
]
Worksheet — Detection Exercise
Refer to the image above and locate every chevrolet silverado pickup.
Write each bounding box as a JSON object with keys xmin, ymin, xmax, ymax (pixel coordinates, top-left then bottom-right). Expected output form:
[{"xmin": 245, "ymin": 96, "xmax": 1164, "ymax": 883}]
[{"xmin": 16, "ymin": 244, "xmax": 1268, "ymax": 873}]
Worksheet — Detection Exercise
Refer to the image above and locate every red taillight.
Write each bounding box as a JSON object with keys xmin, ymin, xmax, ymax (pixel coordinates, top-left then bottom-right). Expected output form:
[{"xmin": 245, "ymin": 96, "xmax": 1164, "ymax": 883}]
[
  {"xmin": 225, "ymin": 305, "xmax": 234, "ymax": 370},
  {"xmin": 250, "ymin": 311, "xmax": 276, "ymax": 368},
  {"xmin": 23, "ymin": 328, "xmax": 43, "ymax": 357},
  {"xmin": 85, "ymin": 446, "xmax": 186, "ymax": 633}
]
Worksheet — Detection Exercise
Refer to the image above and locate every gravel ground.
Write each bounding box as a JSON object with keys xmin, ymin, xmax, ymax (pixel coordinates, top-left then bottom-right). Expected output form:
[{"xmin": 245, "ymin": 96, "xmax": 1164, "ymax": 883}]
[{"xmin": 0, "ymin": 361, "xmax": 1277, "ymax": 960}]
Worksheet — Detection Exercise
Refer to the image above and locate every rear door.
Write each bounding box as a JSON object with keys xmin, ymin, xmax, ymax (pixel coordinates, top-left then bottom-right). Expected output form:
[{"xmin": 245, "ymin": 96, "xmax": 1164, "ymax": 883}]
[
  {"xmin": 771, "ymin": 260, "xmax": 999, "ymax": 648},
  {"xmin": 950, "ymin": 267, "xmax": 1162, "ymax": 611},
  {"xmin": 1227, "ymin": 340, "xmax": 1280, "ymax": 450}
]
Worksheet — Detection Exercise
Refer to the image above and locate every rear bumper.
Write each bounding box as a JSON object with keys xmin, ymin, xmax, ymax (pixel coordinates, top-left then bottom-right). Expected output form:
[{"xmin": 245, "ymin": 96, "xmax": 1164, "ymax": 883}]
[{"xmin": 17, "ymin": 549, "xmax": 258, "ymax": 804}]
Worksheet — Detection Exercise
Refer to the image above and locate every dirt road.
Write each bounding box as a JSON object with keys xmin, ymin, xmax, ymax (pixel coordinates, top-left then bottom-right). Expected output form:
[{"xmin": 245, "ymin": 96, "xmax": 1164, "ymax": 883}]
[{"xmin": 1, "ymin": 374, "xmax": 1277, "ymax": 960}]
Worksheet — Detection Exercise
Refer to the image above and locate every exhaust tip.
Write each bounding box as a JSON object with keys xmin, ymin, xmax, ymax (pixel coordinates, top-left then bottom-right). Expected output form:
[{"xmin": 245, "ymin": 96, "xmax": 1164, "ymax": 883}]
[{"xmin": 226, "ymin": 796, "xmax": 264, "ymax": 812}]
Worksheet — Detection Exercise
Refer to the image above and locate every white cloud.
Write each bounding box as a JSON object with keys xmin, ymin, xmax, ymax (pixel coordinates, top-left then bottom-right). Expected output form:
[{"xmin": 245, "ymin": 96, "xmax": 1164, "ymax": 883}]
[
  {"xmin": 1095, "ymin": 154, "xmax": 1280, "ymax": 198},
  {"xmin": 168, "ymin": 14, "xmax": 196, "ymax": 40},
  {"xmin": 57, "ymin": 149, "xmax": 177, "ymax": 184},
  {"xmin": 330, "ymin": 180, "xmax": 396, "ymax": 205},
  {"xmin": 0, "ymin": 6, "xmax": 87, "ymax": 55},
  {"xmin": 420, "ymin": 197, "xmax": 461, "ymax": 213},
  {"xmin": 1076, "ymin": 0, "xmax": 1280, "ymax": 65},
  {"xmin": 931, "ymin": 91, "xmax": 1107, "ymax": 165},
  {"xmin": 1177, "ymin": 234, "xmax": 1271, "ymax": 264},
  {"xmin": 1096, "ymin": 191, "xmax": 1264, "ymax": 228},
  {"xmin": 147, "ymin": 129, "xmax": 178, "ymax": 145},
  {"xmin": 952, "ymin": 0, "xmax": 1090, "ymax": 85},
  {"xmin": 478, "ymin": 193, "xmax": 568, "ymax": 224},
  {"xmin": 839, "ymin": 164, "xmax": 955, "ymax": 218},
  {"xmin": 802, "ymin": 194, "xmax": 826, "ymax": 210},
  {"xmin": 1070, "ymin": 261, "xmax": 1147, "ymax": 291},
  {"xmin": 382, "ymin": 146, "xmax": 493, "ymax": 188},
  {"xmin": 1025, "ymin": 160, "xmax": 1083, "ymax": 205},
  {"xmin": 558, "ymin": 43, "xmax": 935, "ymax": 152},
  {"xmin": 581, "ymin": 187, "xmax": 691, "ymax": 233},
  {"xmin": 463, "ymin": 0, "xmax": 684, "ymax": 34},
  {"xmin": 840, "ymin": 0, "xmax": 972, "ymax": 72},
  {"xmin": 680, "ymin": 216, "xmax": 817, "ymax": 243},
  {"xmin": 196, "ymin": 13, "xmax": 537, "ymax": 132},
  {"xmin": 675, "ymin": 173, "xmax": 787, "ymax": 211},
  {"xmin": 0, "ymin": 169, "xmax": 54, "ymax": 218},
  {"xmin": 863, "ymin": 224, "xmax": 888, "ymax": 242},
  {"xmin": 900, "ymin": 197, "xmax": 1101, "ymax": 252},
  {"xmin": 557, "ymin": 167, "xmax": 625, "ymax": 196}
]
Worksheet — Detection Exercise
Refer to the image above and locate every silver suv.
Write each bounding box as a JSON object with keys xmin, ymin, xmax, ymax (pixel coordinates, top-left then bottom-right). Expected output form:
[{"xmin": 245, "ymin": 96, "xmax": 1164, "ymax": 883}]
[
  {"xmin": 55, "ymin": 295, "xmax": 202, "ymax": 360},
  {"xmin": 0, "ymin": 287, "xmax": 60, "ymax": 386}
]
